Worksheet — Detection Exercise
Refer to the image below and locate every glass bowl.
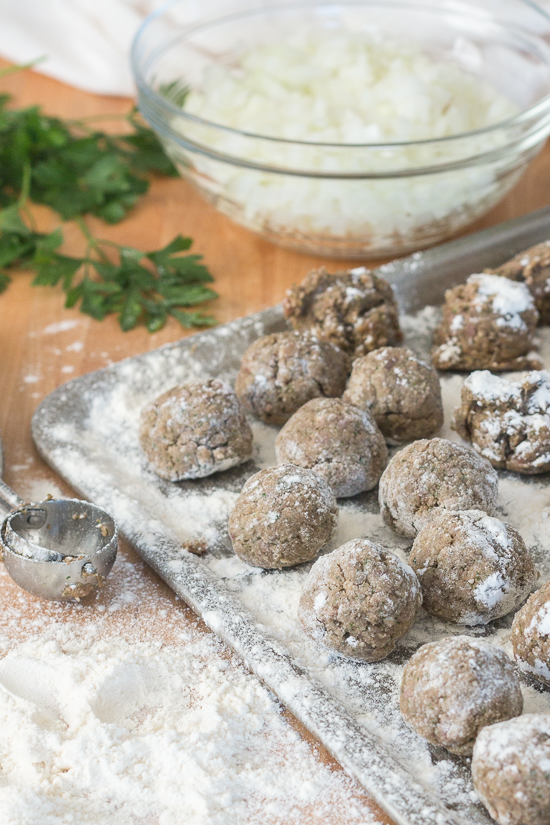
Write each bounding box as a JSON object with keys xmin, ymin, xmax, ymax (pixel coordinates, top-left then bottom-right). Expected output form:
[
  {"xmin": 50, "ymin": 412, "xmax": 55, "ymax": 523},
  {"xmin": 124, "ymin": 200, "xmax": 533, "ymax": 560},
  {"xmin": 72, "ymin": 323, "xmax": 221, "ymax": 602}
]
[{"xmin": 132, "ymin": 0, "xmax": 550, "ymax": 259}]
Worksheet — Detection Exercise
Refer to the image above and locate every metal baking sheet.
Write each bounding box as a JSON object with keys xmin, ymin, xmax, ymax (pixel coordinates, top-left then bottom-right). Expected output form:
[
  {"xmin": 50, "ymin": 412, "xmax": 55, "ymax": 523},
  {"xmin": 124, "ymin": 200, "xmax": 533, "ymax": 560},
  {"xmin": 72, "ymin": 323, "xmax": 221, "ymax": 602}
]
[{"xmin": 32, "ymin": 205, "xmax": 550, "ymax": 825}]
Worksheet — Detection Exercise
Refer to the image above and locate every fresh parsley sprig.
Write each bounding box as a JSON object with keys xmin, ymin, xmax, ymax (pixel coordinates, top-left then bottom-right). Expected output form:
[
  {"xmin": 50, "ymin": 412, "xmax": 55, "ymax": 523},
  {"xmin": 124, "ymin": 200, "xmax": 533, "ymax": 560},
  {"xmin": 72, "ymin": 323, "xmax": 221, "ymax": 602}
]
[{"xmin": 0, "ymin": 75, "xmax": 217, "ymax": 332}]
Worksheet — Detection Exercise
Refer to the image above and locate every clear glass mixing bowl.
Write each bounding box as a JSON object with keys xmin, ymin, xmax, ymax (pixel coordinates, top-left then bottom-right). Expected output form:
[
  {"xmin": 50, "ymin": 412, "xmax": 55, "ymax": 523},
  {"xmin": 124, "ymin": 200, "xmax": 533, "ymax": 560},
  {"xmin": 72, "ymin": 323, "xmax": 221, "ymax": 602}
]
[{"xmin": 132, "ymin": 0, "xmax": 550, "ymax": 258}]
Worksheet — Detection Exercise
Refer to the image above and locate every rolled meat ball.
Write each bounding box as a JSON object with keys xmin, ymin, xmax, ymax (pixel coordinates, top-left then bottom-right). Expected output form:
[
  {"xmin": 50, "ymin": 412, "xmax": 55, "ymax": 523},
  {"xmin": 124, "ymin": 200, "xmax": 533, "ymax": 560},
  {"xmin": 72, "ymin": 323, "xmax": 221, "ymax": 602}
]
[
  {"xmin": 400, "ymin": 636, "xmax": 523, "ymax": 755},
  {"xmin": 275, "ymin": 397, "xmax": 388, "ymax": 498},
  {"xmin": 299, "ymin": 538, "xmax": 422, "ymax": 662},
  {"xmin": 512, "ymin": 580, "xmax": 550, "ymax": 686},
  {"xmin": 489, "ymin": 240, "xmax": 550, "ymax": 324},
  {"xmin": 379, "ymin": 438, "xmax": 499, "ymax": 539},
  {"xmin": 283, "ymin": 266, "xmax": 403, "ymax": 361},
  {"xmin": 410, "ymin": 510, "xmax": 536, "ymax": 625},
  {"xmin": 453, "ymin": 370, "xmax": 550, "ymax": 474},
  {"xmin": 228, "ymin": 464, "xmax": 338, "ymax": 569},
  {"xmin": 472, "ymin": 715, "xmax": 550, "ymax": 825},
  {"xmin": 235, "ymin": 330, "xmax": 350, "ymax": 425},
  {"xmin": 432, "ymin": 273, "xmax": 541, "ymax": 372},
  {"xmin": 139, "ymin": 379, "xmax": 253, "ymax": 481},
  {"xmin": 342, "ymin": 346, "xmax": 443, "ymax": 444}
]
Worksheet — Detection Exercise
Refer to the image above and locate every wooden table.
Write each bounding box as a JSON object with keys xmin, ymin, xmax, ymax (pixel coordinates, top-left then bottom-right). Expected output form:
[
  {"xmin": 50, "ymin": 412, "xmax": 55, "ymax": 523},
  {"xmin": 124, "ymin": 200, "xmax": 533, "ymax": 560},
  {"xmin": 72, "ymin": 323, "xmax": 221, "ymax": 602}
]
[{"xmin": 1, "ymin": 62, "xmax": 549, "ymax": 825}]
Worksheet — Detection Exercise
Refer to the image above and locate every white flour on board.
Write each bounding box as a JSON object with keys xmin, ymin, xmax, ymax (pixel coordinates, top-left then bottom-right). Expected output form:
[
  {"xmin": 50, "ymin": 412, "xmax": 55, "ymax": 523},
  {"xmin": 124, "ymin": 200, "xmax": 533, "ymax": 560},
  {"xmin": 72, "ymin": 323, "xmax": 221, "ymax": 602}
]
[{"xmin": 13, "ymin": 305, "xmax": 550, "ymax": 825}]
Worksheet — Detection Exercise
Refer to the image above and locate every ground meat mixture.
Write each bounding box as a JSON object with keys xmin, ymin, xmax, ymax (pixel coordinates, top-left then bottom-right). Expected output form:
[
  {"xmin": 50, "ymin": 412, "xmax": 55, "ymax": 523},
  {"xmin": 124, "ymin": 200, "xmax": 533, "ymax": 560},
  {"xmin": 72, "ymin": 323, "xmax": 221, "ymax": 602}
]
[
  {"xmin": 489, "ymin": 240, "xmax": 550, "ymax": 324},
  {"xmin": 139, "ymin": 379, "xmax": 253, "ymax": 481},
  {"xmin": 342, "ymin": 346, "xmax": 443, "ymax": 444},
  {"xmin": 400, "ymin": 637, "xmax": 523, "ymax": 755},
  {"xmin": 410, "ymin": 510, "xmax": 536, "ymax": 625},
  {"xmin": 453, "ymin": 370, "xmax": 550, "ymax": 474},
  {"xmin": 228, "ymin": 464, "xmax": 338, "ymax": 569},
  {"xmin": 512, "ymin": 580, "xmax": 550, "ymax": 686},
  {"xmin": 283, "ymin": 266, "xmax": 403, "ymax": 361},
  {"xmin": 432, "ymin": 273, "xmax": 541, "ymax": 372},
  {"xmin": 235, "ymin": 330, "xmax": 349, "ymax": 425},
  {"xmin": 299, "ymin": 538, "xmax": 422, "ymax": 662},
  {"xmin": 274, "ymin": 398, "xmax": 388, "ymax": 498},
  {"xmin": 472, "ymin": 714, "xmax": 550, "ymax": 825},
  {"xmin": 378, "ymin": 438, "xmax": 499, "ymax": 538}
]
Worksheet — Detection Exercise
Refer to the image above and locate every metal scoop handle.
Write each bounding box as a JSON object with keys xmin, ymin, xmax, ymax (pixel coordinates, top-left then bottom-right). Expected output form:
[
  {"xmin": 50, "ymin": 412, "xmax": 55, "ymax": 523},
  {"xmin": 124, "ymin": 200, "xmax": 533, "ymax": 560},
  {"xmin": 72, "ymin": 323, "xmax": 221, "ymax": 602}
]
[{"xmin": 0, "ymin": 478, "xmax": 23, "ymax": 518}]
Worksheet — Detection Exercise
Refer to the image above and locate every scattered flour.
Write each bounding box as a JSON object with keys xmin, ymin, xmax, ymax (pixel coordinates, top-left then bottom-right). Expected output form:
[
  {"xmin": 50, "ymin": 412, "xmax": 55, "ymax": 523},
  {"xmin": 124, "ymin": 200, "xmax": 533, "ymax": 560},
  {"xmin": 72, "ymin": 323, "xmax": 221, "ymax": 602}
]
[{"xmin": 42, "ymin": 320, "xmax": 80, "ymax": 335}]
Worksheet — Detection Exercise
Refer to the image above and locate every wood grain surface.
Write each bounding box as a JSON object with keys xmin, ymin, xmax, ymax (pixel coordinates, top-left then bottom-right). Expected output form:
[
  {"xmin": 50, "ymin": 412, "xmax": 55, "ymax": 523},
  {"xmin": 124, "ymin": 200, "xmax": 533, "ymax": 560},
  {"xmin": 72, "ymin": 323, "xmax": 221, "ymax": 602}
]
[{"xmin": 1, "ymin": 60, "xmax": 550, "ymax": 824}]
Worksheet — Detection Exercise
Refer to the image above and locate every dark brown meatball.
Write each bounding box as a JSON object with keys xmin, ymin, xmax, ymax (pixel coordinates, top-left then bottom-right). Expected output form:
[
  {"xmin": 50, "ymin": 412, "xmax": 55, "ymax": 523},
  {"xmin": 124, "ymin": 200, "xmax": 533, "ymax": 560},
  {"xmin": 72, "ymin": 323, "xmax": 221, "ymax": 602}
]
[
  {"xmin": 410, "ymin": 510, "xmax": 536, "ymax": 625},
  {"xmin": 139, "ymin": 379, "xmax": 253, "ymax": 481},
  {"xmin": 235, "ymin": 330, "xmax": 349, "ymax": 425},
  {"xmin": 283, "ymin": 266, "xmax": 403, "ymax": 361},
  {"xmin": 228, "ymin": 464, "xmax": 338, "ymax": 569},
  {"xmin": 432, "ymin": 273, "xmax": 541, "ymax": 371},
  {"xmin": 343, "ymin": 346, "xmax": 443, "ymax": 444},
  {"xmin": 378, "ymin": 438, "xmax": 499, "ymax": 538},
  {"xmin": 275, "ymin": 398, "xmax": 388, "ymax": 498},
  {"xmin": 512, "ymin": 580, "xmax": 550, "ymax": 686},
  {"xmin": 489, "ymin": 240, "xmax": 550, "ymax": 324},
  {"xmin": 472, "ymin": 715, "xmax": 550, "ymax": 825},
  {"xmin": 299, "ymin": 538, "xmax": 422, "ymax": 662},
  {"xmin": 400, "ymin": 637, "xmax": 523, "ymax": 755},
  {"xmin": 453, "ymin": 370, "xmax": 550, "ymax": 474}
]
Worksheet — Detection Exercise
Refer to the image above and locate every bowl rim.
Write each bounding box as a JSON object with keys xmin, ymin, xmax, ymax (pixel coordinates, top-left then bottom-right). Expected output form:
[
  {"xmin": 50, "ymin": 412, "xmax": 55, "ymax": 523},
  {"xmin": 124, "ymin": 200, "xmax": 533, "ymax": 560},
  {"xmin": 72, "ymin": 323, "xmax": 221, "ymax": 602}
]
[{"xmin": 131, "ymin": 0, "xmax": 550, "ymax": 151}]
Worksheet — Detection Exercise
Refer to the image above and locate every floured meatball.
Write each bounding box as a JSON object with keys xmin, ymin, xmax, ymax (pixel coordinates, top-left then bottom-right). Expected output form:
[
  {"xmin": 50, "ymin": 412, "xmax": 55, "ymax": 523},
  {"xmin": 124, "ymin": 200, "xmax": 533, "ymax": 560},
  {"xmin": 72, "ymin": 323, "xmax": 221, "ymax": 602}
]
[
  {"xmin": 489, "ymin": 240, "xmax": 550, "ymax": 324},
  {"xmin": 432, "ymin": 273, "xmax": 541, "ymax": 371},
  {"xmin": 512, "ymin": 580, "xmax": 550, "ymax": 686},
  {"xmin": 299, "ymin": 538, "xmax": 422, "ymax": 662},
  {"xmin": 228, "ymin": 464, "xmax": 338, "ymax": 569},
  {"xmin": 379, "ymin": 438, "xmax": 498, "ymax": 538},
  {"xmin": 342, "ymin": 346, "xmax": 443, "ymax": 444},
  {"xmin": 275, "ymin": 398, "xmax": 388, "ymax": 498},
  {"xmin": 472, "ymin": 714, "xmax": 550, "ymax": 825},
  {"xmin": 139, "ymin": 379, "xmax": 253, "ymax": 481},
  {"xmin": 410, "ymin": 510, "xmax": 536, "ymax": 625},
  {"xmin": 400, "ymin": 637, "xmax": 523, "ymax": 755},
  {"xmin": 283, "ymin": 266, "xmax": 403, "ymax": 361},
  {"xmin": 453, "ymin": 370, "xmax": 550, "ymax": 474},
  {"xmin": 235, "ymin": 330, "xmax": 349, "ymax": 425}
]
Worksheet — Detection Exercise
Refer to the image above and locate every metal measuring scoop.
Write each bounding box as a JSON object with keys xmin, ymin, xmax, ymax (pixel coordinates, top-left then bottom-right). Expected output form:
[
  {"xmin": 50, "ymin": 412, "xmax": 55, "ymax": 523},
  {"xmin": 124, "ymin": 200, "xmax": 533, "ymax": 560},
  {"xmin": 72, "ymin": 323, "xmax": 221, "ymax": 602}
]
[{"xmin": 0, "ymin": 477, "xmax": 118, "ymax": 602}]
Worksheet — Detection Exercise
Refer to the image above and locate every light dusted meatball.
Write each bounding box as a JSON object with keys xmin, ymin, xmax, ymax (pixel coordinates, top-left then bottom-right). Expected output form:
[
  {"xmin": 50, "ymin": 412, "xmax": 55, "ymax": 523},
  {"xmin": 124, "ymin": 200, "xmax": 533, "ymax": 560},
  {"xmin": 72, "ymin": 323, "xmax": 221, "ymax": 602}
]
[
  {"xmin": 283, "ymin": 266, "xmax": 403, "ymax": 361},
  {"xmin": 228, "ymin": 464, "xmax": 338, "ymax": 569},
  {"xmin": 472, "ymin": 715, "xmax": 550, "ymax": 825},
  {"xmin": 379, "ymin": 438, "xmax": 498, "ymax": 539},
  {"xmin": 400, "ymin": 637, "xmax": 523, "ymax": 755},
  {"xmin": 343, "ymin": 346, "xmax": 443, "ymax": 444},
  {"xmin": 275, "ymin": 398, "xmax": 388, "ymax": 498},
  {"xmin": 512, "ymin": 580, "xmax": 550, "ymax": 686},
  {"xmin": 453, "ymin": 370, "xmax": 550, "ymax": 474},
  {"xmin": 432, "ymin": 273, "xmax": 541, "ymax": 371},
  {"xmin": 299, "ymin": 538, "xmax": 422, "ymax": 662},
  {"xmin": 235, "ymin": 330, "xmax": 349, "ymax": 425},
  {"xmin": 139, "ymin": 379, "xmax": 253, "ymax": 481},
  {"xmin": 489, "ymin": 240, "xmax": 550, "ymax": 325},
  {"xmin": 410, "ymin": 510, "xmax": 536, "ymax": 625}
]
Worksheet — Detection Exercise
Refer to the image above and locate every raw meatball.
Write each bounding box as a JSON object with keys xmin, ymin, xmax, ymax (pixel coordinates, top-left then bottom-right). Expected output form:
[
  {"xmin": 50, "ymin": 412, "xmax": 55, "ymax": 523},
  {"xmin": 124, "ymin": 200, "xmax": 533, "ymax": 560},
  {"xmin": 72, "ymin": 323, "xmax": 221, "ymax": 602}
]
[
  {"xmin": 432, "ymin": 273, "xmax": 541, "ymax": 371},
  {"xmin": 379, "ymin": 438, "xmax": 498, "ymax": 538},
  {"xmin": 235, "ymin": 330, "xmax": 349, "ymax": 425},
  {"xmin": 299, "ymin": 538, "xmax": 422, "ymax": 662},
  {"xmin": 283, "ymin": 266, "xmax": 403, "ymax": 361},
  {"xmin": 275, "ymin": 398, "xmax": 388, "ymax": 498},
  {"xmin": 472, "ymin": 714, "xmax": 550, "ymax": 825},
  {"xmin": 512, "ymin": 580, "xmax": 550, "ymax": 686},
  {"xmin": 139, "ymin": 379, "xmax": 253, "ymax": 481},
  {"xmin": 228, "ymin": 464, "xmax": 338, "ymax": 569},
  {"xmin": 410, "ymin": 510, "xmax": 536, "ymax": 625},
  {"xmin": 453, "ymin": 370, "xmax": 550, "ymax": 474},
  {"xmin": 489, "ymin": 240, "xmax": 550, "ymax": 324},
  {"xmin": 342, "ymin": 346, "xmax": 443, "ymax": 444},
  {"xmin": 400, "ymin": 637, "xmax": 523, "ymax": 755}
]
